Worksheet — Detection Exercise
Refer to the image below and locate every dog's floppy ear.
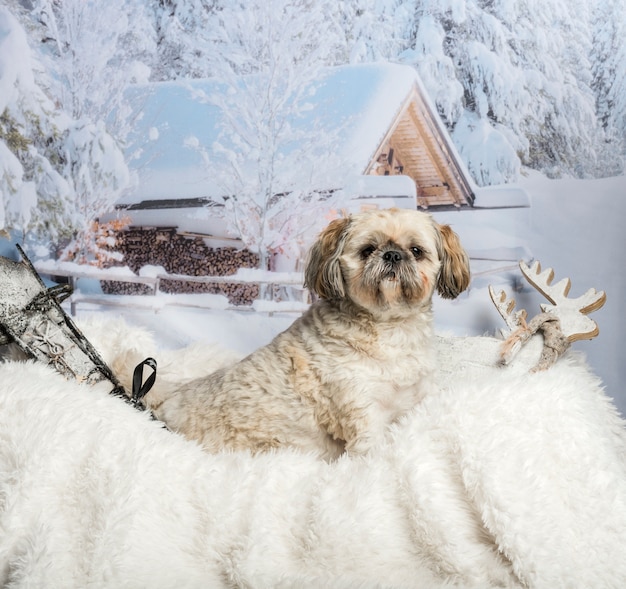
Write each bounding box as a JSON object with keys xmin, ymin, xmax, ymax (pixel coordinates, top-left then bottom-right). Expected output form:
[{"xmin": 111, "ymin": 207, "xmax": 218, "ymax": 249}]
[
  {"xmin": 304, "ymin": 217, "xmax": 351, "ymax": 300},
  {"xmin": 435, "ymin": 224, "xmax": 471, "ymax": 299}
]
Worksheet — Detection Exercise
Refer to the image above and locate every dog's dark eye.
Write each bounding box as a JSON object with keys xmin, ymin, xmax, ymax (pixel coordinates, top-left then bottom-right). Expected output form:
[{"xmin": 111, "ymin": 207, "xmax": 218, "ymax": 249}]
[
  {"xmin": 410, "ymin": 246, "xmax": 425, "ymax": 260},
  {"xmin": 360, "ymin": 245, "xmax": 376, "ymax": 259}
]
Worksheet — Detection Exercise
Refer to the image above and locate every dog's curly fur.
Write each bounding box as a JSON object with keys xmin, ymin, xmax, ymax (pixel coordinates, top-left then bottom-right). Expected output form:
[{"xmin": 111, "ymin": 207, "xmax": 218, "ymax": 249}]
[{"xmin": 133, "ymin": 208, "xmax": 470, "ymax": 460}]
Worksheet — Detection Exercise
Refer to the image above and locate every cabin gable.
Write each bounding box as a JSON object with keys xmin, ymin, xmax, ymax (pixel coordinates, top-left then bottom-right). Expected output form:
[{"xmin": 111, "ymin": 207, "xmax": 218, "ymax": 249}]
[{"xmin": 365, "ymin": 86, "xmax": 474, "ymax": 208}]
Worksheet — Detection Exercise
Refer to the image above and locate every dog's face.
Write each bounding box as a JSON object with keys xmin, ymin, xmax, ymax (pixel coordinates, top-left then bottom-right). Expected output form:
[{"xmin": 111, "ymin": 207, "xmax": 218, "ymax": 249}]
[{"xmin": 305, "ymin": 208, "xmax": 470, "ymax": 315}]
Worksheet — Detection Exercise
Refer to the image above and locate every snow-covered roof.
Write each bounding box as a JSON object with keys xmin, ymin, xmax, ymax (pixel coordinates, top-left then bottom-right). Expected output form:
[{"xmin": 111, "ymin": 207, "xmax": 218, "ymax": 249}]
[
  {"xmin": 472, "ymin": 184, "xmax": 530, "ymax": 208},
  {"xmin": 114, "ymin": 174, "xmax": 419, "ymax": 245},
  {"xmin": 121, "ymin": 63, "xmax": 475, "ymax": 208}
]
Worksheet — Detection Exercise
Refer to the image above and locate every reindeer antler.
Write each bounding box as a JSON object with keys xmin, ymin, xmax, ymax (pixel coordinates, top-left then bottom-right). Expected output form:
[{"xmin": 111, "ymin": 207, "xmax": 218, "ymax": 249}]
[
  {"xmin": 488, "ymin": 286, "xmax": 527, "ymax": 336},
  {"xmin": 489, "ymin": 260, "xmax": 606, "ymax": 372},
  {"xmin": 519, "ymin": 260, "xmax": 606, "ymax": 342},
  {"xmin": 488, "ymin": 286, "xmax": 531, "ymax": 364}
]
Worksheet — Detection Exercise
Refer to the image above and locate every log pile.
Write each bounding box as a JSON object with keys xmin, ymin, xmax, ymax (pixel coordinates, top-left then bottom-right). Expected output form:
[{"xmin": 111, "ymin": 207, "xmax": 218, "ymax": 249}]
[{"xmin": 101, "ymin": 228, "xmax": 261, "ymax": 305}]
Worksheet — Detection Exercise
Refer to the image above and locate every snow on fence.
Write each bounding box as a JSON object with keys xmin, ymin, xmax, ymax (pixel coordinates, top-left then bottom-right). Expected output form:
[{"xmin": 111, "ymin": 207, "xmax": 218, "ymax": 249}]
[{"xmin": 33, "ymin": 262, "xmax": 310, "ymax": 317}]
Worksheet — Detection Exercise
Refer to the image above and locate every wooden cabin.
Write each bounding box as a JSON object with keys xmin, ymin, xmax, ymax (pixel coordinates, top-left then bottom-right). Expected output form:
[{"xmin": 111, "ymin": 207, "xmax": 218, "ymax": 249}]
[
  {"xmin": 104, "ymin": 63, "xmax": 528, "ymax": 286},
  {"xmin": 117, "ymin": 62, "xmax": 476, "ymax": 223}
]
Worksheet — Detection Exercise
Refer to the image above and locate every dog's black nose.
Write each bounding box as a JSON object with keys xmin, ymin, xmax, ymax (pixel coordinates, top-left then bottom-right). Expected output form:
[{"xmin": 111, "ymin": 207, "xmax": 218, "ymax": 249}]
[{"xmin": 382, "ymin": 250, "xmax": 402, "ymax": 263}]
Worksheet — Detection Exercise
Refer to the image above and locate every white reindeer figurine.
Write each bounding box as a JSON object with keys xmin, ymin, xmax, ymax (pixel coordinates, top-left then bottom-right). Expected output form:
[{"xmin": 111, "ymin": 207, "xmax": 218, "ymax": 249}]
[{"xmin": 489, "ymin": 260, "xmax": 606, "ymax": 372}]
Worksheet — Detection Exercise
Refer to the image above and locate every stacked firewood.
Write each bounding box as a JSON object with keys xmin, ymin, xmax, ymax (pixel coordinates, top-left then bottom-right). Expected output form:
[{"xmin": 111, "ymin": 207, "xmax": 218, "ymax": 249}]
[{"xmin": 101, "ymin": 228, "xmax": 261, "ymax": 305}]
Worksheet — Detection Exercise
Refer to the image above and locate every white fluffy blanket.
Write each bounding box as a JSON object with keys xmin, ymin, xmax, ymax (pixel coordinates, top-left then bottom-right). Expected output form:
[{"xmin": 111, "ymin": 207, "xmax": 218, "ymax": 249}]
[{"xmin": 1, "ymin": 320, "xmax": 626, "ymax": 588}]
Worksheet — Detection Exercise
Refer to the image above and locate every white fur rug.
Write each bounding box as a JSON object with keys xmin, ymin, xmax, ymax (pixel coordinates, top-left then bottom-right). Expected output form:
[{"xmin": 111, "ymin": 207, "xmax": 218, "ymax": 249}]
[{"xmin": 1, "ymin": 319, "xmax": 625, "ymax": 588}]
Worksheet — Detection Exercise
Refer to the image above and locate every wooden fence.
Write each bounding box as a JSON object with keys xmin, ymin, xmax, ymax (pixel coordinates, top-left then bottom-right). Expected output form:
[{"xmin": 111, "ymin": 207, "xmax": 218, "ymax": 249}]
[{"xmin": 34, "ymin": 264, "xmax": 310, "ymax": 316}]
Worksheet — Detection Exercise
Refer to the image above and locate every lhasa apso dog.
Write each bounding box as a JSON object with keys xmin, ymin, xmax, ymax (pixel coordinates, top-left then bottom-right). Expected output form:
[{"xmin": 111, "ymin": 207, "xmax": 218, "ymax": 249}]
[{"xmin": 141, "ymin": 208, "xmax": 470, "ymax": 460}]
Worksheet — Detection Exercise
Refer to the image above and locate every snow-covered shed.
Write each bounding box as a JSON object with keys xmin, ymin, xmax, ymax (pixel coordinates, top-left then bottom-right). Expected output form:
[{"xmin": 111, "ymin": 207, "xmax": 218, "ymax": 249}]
[{"xmin": 118, "ymin": 62, "xmax": 476, "ymax": 229}]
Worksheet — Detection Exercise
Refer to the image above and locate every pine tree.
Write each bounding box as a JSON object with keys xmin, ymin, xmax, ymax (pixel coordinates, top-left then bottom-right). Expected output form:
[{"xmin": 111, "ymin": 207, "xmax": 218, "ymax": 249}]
[
  {"xmin": 396, "ymin": 0, "xmax": 623, "ymax": 183},
  {"xmin": 0, "ymin": 7, "xmax": 75, "ymax": 240},
  {"xmin": 591, "ymin": 0, "xmax": 626, "ymax": 150}
]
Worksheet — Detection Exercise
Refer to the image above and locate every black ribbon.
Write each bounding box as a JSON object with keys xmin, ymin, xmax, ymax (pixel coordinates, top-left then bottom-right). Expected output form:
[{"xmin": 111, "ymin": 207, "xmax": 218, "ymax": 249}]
[{"xmin": 131, "ymin": 357, "xmax": 157, "ymax": 407}]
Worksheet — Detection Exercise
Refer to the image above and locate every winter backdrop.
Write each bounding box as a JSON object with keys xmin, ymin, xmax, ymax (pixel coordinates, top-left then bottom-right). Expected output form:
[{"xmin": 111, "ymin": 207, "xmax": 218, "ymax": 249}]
[{"xmin": 0, "ymin": 1, "xmax": 625, "ymax": 410}]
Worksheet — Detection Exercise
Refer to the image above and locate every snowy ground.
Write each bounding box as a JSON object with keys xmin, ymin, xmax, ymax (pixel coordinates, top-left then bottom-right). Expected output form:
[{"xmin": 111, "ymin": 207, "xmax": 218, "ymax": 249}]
[{"xmin": 1, "ymin": 171, "xmax": 624, "ymax": 415}]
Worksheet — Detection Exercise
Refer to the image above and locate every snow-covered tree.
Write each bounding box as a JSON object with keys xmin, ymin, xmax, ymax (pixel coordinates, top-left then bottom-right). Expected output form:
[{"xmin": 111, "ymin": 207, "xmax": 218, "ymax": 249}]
[
  {"xmin": 24, "ymin": 0, "xmax": 155, "ymax": 259},
  {"xmin": 0, "ymin": 6, "xmax": 75, "ymax": 241},
  {"xmin": 31, "ymin": 0, "xmax": 153, "ymax": 132},
  {"xmin": 395, "ymin": 0, "xmax": 623, "ymax": 184},
  {"xmin": 592, "ymin": 0, "xmax": 626, "ymax": 147},
  {"xmin": 337, "ymin": 0, "xmax": 404, "ymax": 64},
  {"xmin": 196, "ymin": 0, "xmax": 349, "ymax": 273},
  {"xmin": 149, "ymin": 0, "xmax": 220, "ymax": 81}
]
